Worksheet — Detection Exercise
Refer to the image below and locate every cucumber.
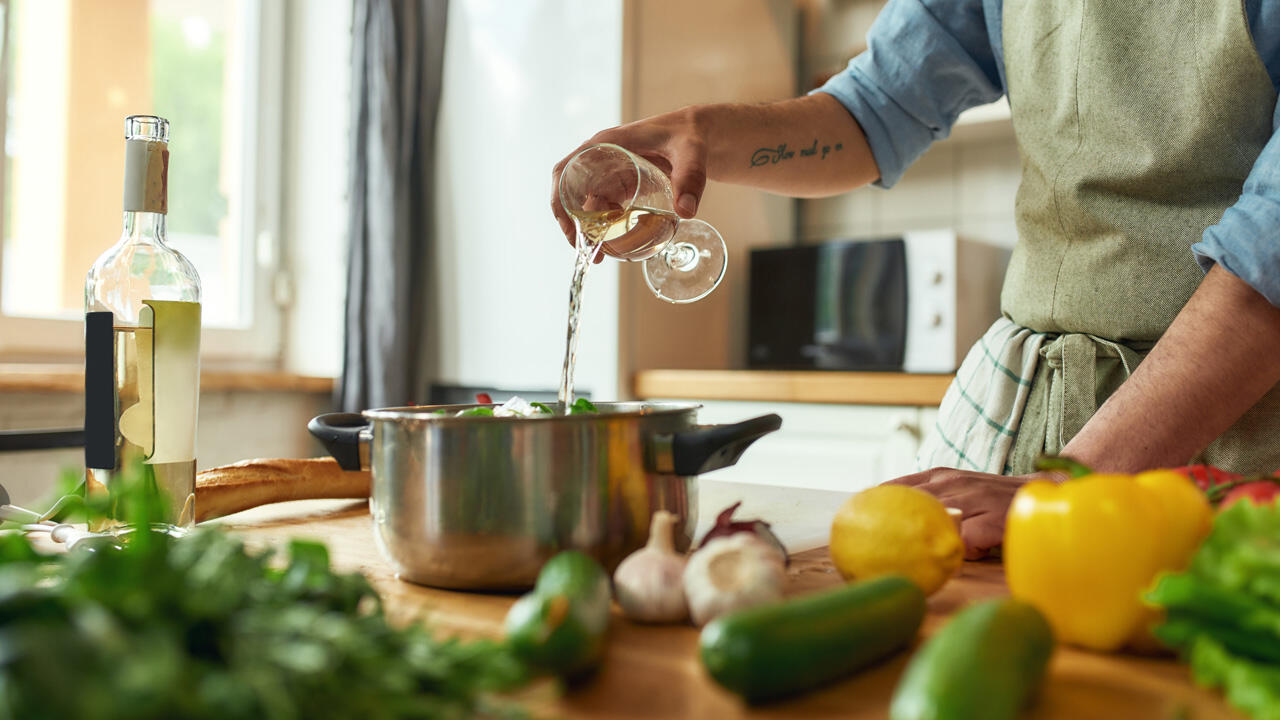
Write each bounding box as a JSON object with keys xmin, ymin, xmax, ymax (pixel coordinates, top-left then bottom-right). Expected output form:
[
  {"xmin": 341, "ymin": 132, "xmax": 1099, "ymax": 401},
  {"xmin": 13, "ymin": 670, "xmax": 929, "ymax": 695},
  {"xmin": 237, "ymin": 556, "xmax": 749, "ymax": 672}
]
[
  {"xmin": 699, "ymin": 575, "xmax": 926, "ymax": 703},
  {"xmin": 889, "ymin": 598, "xmax": 1054, "ymax": 720},
  {"xmin": 504, "ymin": 550, "xmax": 611, "ymax": 677}
]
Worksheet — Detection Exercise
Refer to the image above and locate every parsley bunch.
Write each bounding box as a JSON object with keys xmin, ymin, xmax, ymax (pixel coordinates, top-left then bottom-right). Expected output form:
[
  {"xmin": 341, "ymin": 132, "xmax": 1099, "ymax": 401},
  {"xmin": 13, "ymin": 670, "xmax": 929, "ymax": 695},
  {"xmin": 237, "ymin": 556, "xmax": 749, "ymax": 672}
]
[{"xmin": 0, "ymin": 463, "xmax": 528, "ymax": 720}]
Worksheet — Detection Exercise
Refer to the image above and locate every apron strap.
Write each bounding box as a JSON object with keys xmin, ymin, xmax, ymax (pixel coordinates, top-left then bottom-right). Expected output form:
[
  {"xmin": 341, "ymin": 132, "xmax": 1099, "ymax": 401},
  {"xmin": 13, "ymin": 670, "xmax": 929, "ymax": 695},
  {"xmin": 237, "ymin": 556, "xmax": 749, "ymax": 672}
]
[{"xmin": 1042, "ymin": 333, "xmax": 1146, "ymax": 448}]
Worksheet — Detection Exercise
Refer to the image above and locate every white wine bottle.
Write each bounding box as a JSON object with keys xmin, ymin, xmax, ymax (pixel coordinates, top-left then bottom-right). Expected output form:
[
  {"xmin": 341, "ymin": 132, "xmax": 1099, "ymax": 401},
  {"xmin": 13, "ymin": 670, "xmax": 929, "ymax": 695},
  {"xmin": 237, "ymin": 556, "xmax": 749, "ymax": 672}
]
[{"xmin": 84, "ymin": 115, "xmax": 201, "ymax": 532}]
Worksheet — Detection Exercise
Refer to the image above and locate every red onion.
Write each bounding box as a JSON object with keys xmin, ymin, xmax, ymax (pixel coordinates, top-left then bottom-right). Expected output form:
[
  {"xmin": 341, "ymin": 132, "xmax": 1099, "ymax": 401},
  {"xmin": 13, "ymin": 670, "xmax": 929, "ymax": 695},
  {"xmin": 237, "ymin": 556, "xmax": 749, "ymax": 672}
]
[{"xmin": 696, "ymin": 501, "xmax": 789, "ymax": 565}]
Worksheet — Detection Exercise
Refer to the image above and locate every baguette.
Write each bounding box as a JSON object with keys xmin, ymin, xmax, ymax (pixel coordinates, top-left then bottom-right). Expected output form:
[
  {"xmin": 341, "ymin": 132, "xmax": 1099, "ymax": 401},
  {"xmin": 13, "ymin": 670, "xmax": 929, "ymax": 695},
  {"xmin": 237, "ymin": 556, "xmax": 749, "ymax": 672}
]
[{"xmin": 195, "ymin": 457, "xmax": 371, "ymax": 523}]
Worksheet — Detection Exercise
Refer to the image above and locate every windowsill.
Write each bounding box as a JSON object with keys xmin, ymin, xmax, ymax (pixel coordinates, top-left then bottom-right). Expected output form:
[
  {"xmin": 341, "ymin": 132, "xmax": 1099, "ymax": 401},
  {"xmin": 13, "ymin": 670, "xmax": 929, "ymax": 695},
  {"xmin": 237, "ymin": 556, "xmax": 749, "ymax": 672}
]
[{"xmin": 0, "ymin": 363, "xmax": 335, "ymax": 394}]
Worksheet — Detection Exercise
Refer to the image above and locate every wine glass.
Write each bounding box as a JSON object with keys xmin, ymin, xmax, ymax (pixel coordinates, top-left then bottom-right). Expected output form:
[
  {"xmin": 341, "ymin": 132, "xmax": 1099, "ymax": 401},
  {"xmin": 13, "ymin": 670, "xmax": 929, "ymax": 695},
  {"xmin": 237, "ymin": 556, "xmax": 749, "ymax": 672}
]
[{"xmin": 558, "ymin": 143, "xmax": 727, "ymax": 303}]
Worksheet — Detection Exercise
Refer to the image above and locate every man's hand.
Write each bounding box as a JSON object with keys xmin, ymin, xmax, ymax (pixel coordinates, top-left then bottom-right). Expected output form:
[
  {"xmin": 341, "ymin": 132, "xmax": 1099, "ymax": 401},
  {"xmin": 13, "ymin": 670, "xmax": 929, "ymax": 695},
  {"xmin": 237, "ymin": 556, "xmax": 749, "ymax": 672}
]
[
  {"xmin": 884, "ymin": 469, "xmax": 1050, "ymax": 560},
  {"xmin": 550, "ymin": 107, "xmax": 708, "ymax": 258},
  {"xmin": 550, "ymin": 94, "xmax": 879, "ymax": 257}
]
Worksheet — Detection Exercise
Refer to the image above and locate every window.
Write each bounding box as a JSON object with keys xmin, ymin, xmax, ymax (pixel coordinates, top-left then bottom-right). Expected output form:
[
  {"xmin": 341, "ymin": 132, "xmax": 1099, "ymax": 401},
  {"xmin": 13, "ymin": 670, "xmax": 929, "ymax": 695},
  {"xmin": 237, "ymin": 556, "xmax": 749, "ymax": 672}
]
[{"xmin": 0, "ymin": 0, "xmax": 284, "ymax": 362}]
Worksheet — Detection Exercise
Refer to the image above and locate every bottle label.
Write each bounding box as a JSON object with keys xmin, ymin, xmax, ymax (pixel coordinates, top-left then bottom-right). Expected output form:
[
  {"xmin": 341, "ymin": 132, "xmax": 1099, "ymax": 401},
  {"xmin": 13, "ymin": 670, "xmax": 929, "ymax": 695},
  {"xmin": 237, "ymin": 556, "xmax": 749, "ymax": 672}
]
[
  {"xmin": 84, "ymin": 311, "xmax": 118, "ymax": 470},
  {"xmin": 122, "ymin": 139, "xmax": 168, "ymax": 214},
  {"xmin": 116, "ymin": 300, "xmax": 202, "ymax": 463}
]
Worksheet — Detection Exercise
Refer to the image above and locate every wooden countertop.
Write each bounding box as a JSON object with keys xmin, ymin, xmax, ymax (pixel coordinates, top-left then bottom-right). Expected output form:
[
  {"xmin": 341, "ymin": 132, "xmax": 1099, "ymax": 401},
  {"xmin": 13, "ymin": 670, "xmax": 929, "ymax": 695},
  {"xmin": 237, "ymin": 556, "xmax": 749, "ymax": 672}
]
[
  {"xmin": 634, "ymin": 369, "xmax": 954, "ymax": 406},
  {"xmin": 219, "ymin": 501, "xmax": 1241, "ymax": 720}
]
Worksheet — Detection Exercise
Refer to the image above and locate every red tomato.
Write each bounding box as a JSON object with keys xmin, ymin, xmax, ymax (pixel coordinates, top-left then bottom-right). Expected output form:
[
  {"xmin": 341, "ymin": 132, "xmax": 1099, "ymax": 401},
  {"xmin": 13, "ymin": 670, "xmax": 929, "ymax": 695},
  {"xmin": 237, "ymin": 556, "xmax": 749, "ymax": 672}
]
[
  {"xmin": 1170, "ymin": 464, "xmax": 1242, "ymax": 492},
  {"xmin": 1220, "ymin": 480, "xmax": 1280, "ymax": 508}
]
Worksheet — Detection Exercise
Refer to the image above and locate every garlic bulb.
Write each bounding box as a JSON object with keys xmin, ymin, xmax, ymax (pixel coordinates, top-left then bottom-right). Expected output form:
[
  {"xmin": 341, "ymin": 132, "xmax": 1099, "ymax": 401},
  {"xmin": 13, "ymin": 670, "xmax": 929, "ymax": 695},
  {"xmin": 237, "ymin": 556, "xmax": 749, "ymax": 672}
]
[
  {"xmin": 683, "ymin": 533, "xmax": 786, "ymax": 626},
  {"xmin": 613, "ymin": 511, "xmax": 689, "ymax": 623}
]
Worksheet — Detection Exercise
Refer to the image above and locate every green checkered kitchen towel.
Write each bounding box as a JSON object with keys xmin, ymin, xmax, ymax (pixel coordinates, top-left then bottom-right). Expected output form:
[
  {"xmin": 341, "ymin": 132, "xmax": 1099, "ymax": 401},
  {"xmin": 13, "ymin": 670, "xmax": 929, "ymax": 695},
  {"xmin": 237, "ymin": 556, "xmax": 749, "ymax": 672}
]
[{"xmin": 915, "ymin": 317, "xmax": 1045, "ymax": 475}]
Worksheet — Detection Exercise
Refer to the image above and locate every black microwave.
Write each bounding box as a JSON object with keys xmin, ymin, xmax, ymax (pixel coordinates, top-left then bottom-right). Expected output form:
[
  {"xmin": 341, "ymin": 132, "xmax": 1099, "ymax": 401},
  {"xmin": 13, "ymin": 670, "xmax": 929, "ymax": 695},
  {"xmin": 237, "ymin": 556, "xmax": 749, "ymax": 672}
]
[
  {"xmin": 747, "ymin": 232, "xmax": 1007, "ymax": 373},
  {"xmin": 748, "ymin": 239, "xmax": 907, "ymax": 371}
]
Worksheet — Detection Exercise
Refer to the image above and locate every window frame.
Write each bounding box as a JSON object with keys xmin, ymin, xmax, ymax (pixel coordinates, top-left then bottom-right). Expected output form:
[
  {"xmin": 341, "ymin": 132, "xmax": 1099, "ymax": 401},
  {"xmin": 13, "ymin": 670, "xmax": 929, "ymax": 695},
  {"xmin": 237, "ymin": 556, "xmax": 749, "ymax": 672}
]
[{"xmin": 0, "ymin": 0, "xmax": 286, "ymax": 366}]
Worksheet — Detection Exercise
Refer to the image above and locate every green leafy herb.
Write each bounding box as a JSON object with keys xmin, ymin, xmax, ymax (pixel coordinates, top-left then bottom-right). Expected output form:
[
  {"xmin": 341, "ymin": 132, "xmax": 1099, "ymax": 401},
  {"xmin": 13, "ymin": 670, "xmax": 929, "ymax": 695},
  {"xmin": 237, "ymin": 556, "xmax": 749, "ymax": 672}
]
[
  {"xmin": 0, "ymin": 460, "xmax": 529, "ymax": 719},
  {"xmin": 529, "ymin": 402, "xmax": 554, "ymax": 415},
  {"xmin": 457, "ymin": 407, "xmax": 496, "ymax": 417},
  {"xmin": 1147, "ymin": 501, "xmax": 1280, "ymax": 720},
  {"xmin": 569, "ymin": 398, "xmax": 598, "ymax": 415},
  {"xmin": 1187, "ymin": 636, "xmax": 1280, "ymax": 720},
  {"xmin": 1186, "ymin": 500, "xmax": 1280, "ymax": 604},
  {"xmin": 1032, "ymin": 455, "xmax": 1093, "ymax": 479}
]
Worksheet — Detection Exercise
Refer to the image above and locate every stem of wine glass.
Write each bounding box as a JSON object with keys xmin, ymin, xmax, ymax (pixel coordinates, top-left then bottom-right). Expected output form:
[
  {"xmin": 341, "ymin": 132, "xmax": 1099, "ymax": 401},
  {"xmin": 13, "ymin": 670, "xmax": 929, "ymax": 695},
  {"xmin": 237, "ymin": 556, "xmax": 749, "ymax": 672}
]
[{"xmin": 664, "ymin": 242, "xmax": 700, "ymax": 272}]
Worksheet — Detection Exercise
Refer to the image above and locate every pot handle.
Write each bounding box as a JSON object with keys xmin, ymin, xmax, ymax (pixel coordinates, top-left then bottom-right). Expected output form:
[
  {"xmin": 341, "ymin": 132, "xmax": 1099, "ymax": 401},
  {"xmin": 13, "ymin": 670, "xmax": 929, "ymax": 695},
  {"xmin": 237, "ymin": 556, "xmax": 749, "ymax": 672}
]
[
  {"xmin": 655, "ymin": 413, "xmax": 782, "ymax": 476},
  {"xmin": 0, "ymin": 427, "xmax": 85, "ymax": 452},
  {"xmin": 307, "ymin": 413, "xmax": 370, "ymax": 471}
]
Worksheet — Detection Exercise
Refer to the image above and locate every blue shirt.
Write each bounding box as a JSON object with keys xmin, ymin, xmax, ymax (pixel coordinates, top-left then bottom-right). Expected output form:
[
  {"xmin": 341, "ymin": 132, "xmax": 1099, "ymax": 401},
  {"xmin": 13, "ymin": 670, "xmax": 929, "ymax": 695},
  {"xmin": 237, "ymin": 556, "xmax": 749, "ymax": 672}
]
[{"xmin": 816, "ymin": 0, "xmax": 1280, "ymax": 307}]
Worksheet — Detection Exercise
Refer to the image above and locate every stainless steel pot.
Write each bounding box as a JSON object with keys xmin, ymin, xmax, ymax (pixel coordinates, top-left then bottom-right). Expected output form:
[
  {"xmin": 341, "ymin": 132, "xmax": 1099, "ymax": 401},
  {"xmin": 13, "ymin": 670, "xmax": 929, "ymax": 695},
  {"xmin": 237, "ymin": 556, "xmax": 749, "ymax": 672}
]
[{"xmin": 308, "ymin": 402, "xmax": 780, "ymax": 590}]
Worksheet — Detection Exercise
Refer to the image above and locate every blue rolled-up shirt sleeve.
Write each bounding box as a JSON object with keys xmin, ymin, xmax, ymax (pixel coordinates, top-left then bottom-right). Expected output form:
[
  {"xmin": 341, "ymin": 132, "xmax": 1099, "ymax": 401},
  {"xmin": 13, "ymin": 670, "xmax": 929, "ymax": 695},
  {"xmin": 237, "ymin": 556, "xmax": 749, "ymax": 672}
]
[
  {"xmin": 1191, "ymin": 102, "xmax": 1280, "ymax": 308},
  {"xmin": 813, "ymin": 0, "xmax": 1004, "ymax": 188}
]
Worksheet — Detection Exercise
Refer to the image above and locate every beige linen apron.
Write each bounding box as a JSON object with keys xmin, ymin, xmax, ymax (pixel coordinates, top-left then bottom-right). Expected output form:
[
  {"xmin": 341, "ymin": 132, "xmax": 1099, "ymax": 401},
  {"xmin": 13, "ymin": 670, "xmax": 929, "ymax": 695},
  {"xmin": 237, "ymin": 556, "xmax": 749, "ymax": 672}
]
[{"xmin": 918, "ymin": 0, "xmax": 1280, "ymax": 475}]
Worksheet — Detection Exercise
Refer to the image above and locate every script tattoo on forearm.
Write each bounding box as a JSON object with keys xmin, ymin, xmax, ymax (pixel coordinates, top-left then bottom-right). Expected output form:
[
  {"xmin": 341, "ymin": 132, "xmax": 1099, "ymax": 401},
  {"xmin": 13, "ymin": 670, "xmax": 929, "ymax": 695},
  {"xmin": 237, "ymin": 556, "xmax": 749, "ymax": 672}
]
[{"xmin": 749, "ymin": 138, "xmax": 844, "ymax": 168}]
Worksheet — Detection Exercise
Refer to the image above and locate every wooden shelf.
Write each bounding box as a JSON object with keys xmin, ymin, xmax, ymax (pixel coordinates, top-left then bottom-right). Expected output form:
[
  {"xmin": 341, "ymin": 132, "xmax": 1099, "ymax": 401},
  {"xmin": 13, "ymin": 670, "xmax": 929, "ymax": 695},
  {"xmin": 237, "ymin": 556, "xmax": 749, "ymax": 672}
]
[
  {"xmin": 0, "ymin": 364, "xmax": 335, "ymax": 394},
  {"xmin": 634, "ymin": 369, "xmax": 953, "ymax": 406}
]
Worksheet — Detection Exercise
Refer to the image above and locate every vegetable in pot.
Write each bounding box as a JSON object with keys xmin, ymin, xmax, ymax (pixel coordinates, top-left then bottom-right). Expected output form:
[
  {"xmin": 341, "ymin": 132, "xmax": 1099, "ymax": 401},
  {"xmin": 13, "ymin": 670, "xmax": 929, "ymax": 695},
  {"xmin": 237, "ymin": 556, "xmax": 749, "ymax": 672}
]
[
  {"xmin": 613, "ymin": 510, "xmax": 688, "ymax": 623},
  {"xmin": 431, "ymin": 396, "xmax": 596, "ymax": 418},
  {"xmin": 569, "ymin": 397, "xmax": 598, "ymax": 415},
  {"xmin": 683, "ymin": 532, "xmax": 785, "ymax": 627},
  {"xmin": 431, "ymin": 396, "xmax": 557, "ymax": 418}
]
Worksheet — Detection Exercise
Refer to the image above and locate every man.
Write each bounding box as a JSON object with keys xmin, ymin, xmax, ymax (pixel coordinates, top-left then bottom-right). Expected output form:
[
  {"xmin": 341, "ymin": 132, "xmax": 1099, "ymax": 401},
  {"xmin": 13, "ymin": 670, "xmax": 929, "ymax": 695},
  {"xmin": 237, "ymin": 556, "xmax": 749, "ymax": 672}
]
[{"xmin": 552, "ymin": 0, "xmax": 1280, "ymax": 558}]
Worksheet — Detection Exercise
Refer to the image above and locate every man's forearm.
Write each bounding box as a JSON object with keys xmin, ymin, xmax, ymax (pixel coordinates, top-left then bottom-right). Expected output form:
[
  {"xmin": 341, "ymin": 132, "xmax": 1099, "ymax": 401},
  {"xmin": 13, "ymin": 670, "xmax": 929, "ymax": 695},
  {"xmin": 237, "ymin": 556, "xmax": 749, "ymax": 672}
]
[
  {"xmin": 693, "ymin": 94, "xmax": 880, "ymax": 197},
  {"xmin": 1062, "ymin": 265, "xmax": 1280, "ymax": 471}
]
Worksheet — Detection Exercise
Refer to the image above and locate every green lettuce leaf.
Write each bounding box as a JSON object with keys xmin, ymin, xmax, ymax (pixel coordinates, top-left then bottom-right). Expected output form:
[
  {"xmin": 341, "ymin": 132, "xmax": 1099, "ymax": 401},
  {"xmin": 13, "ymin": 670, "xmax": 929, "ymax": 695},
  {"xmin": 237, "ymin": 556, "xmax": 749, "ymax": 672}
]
[
  {"xmin": 1147, "ymin": 501, "xmax": 1280, "ymax": 720},
  {"xmin": 1189, "ymin": 635, "xmax": 1280, "ymax": 720},
  {"xmin": 1189, "ymin": 501, "xmax": 1280, "ymax": 605}
]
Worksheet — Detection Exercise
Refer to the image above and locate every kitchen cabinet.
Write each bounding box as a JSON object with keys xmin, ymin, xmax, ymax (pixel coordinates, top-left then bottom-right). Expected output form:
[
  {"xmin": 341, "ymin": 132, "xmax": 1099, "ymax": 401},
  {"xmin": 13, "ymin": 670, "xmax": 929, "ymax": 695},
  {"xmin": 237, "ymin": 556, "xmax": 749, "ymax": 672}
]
[
  {"xmin": 676, "ymin": 399, "xmax": 931, "ymax": 492},
  {"xmin": 798, "ymin": 0, "xmax": 1013, "ymax": 142},
  {"xmin": 637, "ymin": 369, "xmax": 951, "ymax": 492},
  {"xmin": 615, "ymin": 0, "xmax": 798, "ymax": 385}
]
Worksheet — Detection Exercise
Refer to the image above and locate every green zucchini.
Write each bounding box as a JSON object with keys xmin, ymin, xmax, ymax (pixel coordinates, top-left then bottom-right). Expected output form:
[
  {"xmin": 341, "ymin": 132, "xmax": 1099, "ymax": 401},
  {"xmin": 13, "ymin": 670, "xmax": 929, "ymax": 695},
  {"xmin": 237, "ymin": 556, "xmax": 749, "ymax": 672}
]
[
  {"xmin": 504, "ymin": 551, "xmax": 611, "ymax": 677},
  {"xmin": 699, "ymin": 575, "xmax": 926, "ymax": 703},
  {"xmin": 889, "ymin": 598, "xmax": 1054, "ymax": 720}
]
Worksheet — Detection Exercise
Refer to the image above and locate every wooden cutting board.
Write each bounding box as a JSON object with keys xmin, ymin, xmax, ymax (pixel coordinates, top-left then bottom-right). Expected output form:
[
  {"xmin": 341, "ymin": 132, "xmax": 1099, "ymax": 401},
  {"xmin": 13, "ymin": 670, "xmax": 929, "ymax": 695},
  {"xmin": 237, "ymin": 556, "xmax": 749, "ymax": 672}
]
[{"xmin": 219, "ymin": 501, "xmax": 1245, "ymax": 720}]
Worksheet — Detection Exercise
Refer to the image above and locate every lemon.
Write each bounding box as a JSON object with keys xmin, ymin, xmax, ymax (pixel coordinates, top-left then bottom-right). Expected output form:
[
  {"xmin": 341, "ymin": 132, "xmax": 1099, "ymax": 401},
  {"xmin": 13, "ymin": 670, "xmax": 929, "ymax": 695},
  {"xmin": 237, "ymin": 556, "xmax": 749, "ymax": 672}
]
[{"xmin": 829, "ymin": 484, "xmax": 964, "ymax": 596}]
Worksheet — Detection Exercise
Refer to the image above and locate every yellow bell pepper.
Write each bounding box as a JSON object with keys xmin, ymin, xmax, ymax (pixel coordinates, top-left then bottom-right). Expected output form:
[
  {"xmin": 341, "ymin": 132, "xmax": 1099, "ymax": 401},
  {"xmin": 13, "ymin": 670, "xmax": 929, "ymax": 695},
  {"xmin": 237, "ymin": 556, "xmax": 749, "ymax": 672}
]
[{"xmin": 1004, "ymin": 469, "xmax": 1212, "ymax": 652}]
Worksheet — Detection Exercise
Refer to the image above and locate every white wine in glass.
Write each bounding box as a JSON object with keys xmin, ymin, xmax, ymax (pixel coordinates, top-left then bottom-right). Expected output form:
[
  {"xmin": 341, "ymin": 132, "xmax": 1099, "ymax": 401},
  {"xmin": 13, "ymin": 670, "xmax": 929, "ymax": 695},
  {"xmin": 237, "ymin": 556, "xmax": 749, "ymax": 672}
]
[{"xmin": 559, "ymin": 144, "xmax": 727, "ymax": 303}]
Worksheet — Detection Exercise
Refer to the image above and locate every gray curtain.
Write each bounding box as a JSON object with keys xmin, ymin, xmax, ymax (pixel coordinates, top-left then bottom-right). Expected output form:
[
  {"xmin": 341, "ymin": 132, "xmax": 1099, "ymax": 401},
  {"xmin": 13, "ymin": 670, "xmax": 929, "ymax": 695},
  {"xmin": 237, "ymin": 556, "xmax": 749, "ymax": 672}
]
[{"xmin": 338, "ymin": 0, "xmax": 448, "ymax": 411}]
